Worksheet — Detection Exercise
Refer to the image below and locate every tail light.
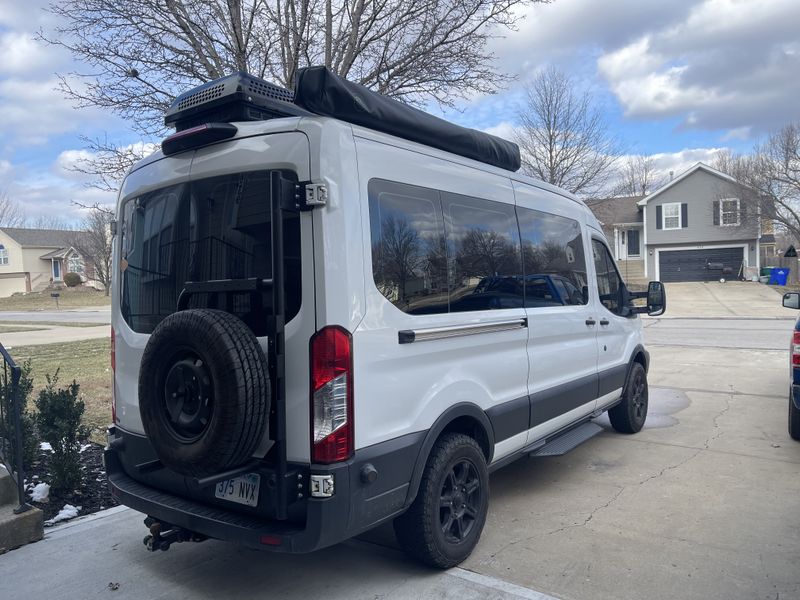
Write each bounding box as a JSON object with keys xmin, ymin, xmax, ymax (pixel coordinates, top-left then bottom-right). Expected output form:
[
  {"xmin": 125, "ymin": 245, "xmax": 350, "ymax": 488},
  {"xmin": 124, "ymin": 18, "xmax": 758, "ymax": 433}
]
[
  {"xmin": 111, "ymin": 327, "xmax": 118, "ymax": 424},
  {"xmin": 793, "ymin": 331, "xmax": 800, "ymax": 366},
  {"xmin": 310, "ymin": 326, "xmax": 353, "ymax": 464}
]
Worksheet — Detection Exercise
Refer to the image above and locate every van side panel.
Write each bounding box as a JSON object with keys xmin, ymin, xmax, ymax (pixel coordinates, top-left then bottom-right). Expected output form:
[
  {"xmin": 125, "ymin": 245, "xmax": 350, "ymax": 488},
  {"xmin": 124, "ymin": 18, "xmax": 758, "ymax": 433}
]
[{"xmin": 352, "ymin": 136, "xmax": 530, "ymax": 453}]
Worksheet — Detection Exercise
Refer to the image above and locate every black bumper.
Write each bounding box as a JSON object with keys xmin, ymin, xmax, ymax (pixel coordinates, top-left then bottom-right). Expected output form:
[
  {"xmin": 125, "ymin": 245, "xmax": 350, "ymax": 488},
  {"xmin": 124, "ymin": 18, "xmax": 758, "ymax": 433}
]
[{"xmin": 105, "ymin": 427, "xmax": 424, "ymax": 553}]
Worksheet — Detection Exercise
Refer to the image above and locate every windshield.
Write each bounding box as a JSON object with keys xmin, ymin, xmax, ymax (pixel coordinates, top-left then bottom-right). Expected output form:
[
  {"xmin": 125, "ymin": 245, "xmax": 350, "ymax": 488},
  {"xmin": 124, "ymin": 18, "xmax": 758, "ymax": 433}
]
[{"xmin": 119, "ymin": 170, "xmax": 301, "ymax": 335}]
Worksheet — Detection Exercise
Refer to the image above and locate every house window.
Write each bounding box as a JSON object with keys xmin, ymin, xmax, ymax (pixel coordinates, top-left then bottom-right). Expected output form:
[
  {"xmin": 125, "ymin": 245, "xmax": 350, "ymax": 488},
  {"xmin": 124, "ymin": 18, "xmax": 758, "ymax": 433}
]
[
  {"xmin": 720, "ymin": 198, "xmax": 740, "ymax": 226},
  {"xmin": 0, "ymin": 245, "xmax": 7, "ymax": 266},
  {"xmin": 663, "ymin": 203, "xmax": 681, "ymax": 230},
  {"xmin": 68, "ymin": 254, "xmax": 84, "ymax": 273}
]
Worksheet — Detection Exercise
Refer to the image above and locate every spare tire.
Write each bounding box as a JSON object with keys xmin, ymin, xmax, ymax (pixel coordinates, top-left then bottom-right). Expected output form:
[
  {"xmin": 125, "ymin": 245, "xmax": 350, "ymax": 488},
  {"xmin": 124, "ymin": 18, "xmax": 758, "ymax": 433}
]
[{"xmin": 138, "ymin": 309, "xmax": 270, "ymax": 478}]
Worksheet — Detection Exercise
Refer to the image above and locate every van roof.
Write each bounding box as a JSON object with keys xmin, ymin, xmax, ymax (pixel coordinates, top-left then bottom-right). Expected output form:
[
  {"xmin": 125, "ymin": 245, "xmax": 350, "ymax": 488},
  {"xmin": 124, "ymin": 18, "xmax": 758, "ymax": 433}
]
[{"xmin": 130, "ymin": 115, "xmax": 592, "ymax": 214}]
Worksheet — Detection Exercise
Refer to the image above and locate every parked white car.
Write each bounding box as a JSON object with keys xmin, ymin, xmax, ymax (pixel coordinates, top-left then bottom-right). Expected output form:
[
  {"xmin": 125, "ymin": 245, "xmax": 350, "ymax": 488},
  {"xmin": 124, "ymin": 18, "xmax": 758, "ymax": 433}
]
[{"xmin": 105, "ymin": 67, "xmax": 666, "ymax": 568}]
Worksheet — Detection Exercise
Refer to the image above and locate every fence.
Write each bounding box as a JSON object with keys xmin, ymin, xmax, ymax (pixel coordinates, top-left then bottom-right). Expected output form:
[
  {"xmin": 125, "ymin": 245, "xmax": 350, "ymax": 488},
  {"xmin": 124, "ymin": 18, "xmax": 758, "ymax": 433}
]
[
  {"xmin": 0, "ymin": 342, "xmax": 31, "ymax": 514},
  {"xmin": 763, "ymin": 256, "xmax": 800, "ymax": 286}
]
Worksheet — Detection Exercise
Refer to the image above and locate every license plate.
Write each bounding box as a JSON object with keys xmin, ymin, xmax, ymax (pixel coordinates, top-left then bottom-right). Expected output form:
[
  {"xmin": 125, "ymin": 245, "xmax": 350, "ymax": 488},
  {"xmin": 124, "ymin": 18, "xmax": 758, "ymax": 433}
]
[{"xmin": 215, "ymin": 473, "xmax": 260, "ymax": 507}]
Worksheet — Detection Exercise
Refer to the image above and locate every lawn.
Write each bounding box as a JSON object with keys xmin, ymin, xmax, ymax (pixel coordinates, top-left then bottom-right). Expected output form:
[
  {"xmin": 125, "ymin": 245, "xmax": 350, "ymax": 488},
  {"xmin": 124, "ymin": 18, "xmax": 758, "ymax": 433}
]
[
  {"xmin": 0, "ymin": 287, "xmax": 110, "ymax": 311},
  {"xmin": 0, "ymin": 320, "xmax": 106, "ymax": 328},
  {"xmin": 11, "ymin": 338, "xmax": 112, "ymax": 442}
]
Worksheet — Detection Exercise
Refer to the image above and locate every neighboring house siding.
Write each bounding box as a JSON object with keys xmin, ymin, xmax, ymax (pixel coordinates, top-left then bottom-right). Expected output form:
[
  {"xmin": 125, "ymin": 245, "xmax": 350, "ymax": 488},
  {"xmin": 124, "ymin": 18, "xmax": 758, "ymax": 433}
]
[
  {"xmin": 0, "ymin": 231, "xmax": 27, "ymax": 295},
  {"xmin": 644, "ymin": 169, "xmax": 759, "ymax": 245}
]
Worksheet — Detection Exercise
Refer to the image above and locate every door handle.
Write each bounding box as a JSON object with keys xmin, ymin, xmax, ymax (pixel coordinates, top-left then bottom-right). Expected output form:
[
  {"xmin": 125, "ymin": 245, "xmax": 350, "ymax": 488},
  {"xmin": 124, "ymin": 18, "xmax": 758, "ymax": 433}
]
[
  {"xmin": 585, "ymin": 318, "xmax": 596, "ymax": 326},
  {"xmin": 599, "ymin": 319, "xmax": 610, "ymax": 326}
]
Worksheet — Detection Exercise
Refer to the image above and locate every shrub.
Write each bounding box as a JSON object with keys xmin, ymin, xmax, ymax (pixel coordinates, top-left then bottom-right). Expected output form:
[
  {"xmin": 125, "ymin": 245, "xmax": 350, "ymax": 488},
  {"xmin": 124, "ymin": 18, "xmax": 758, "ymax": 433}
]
[
  {"xmin": 35, "ymin": 371, "xmax": 88, "ymax": 492},
  {"xmin": 0, "ymin": 360, "xmax": 39, "ymax": 476},
  {"xmin": 63, "ymin": 272, "xmax": 82, "ymax": 287}
]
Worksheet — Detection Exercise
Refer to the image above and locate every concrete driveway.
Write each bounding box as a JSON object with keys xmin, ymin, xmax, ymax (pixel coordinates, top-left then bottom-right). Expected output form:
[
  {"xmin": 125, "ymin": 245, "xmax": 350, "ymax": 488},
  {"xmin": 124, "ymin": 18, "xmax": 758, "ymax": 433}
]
[
  {"xmin": 1, "ymin": 282, "xmax": 798, "ymax": 600},
  {"xmin": 660, "ymin": 280, "xmax": 795, "ymax": 318}
]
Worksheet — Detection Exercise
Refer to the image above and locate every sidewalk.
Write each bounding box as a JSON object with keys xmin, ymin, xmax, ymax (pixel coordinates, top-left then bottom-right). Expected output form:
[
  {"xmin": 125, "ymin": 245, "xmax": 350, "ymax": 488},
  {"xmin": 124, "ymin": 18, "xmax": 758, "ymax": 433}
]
[
  {"xmin": 0, "ymin": 507, "xmax": 558, "ymax": 600},
  {"xmin": 1, "ymin": 325, "xmax": 109, "ymax": 347}
]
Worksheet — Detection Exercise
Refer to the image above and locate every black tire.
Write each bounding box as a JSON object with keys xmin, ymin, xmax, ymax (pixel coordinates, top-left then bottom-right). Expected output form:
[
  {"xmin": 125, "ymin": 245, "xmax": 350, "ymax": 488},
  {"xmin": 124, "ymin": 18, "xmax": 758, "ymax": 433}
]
[
  {"xmin": 393, "ymin": 433, "xmax": 489, "ymax": 569},
  {"xmin": 139, "ymin": 309, "xmax": 270, "ymax": 477},
  {"xmin": 609, "ymin": 362, "xmax": 648, "ymax": 434},
  {"xmin": 790, "ymin": 396, "xmax": 800, "ymax": 441}
]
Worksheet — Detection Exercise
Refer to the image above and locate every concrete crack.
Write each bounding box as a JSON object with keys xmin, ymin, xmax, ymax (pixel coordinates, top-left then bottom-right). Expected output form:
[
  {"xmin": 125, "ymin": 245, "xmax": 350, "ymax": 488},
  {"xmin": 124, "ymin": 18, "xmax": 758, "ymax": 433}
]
[
  {"xmin": 704, "ymin": 385, "xmax": 734, "ymax": 449},
  {"xmin": 546, "ymin": 485, "xmax": 626, "ymax": 535}
]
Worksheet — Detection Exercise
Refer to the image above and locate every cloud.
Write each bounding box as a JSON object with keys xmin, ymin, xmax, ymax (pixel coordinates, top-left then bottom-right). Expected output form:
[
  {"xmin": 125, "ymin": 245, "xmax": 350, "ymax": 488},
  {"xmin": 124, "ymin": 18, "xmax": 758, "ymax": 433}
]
[
  {"xmin": 0, "ymin": 31, "xmax": 67, "ymax": 76},
  {"xmin": 597, "ymin": 0, "xmax": 800, "ymax": 133}
]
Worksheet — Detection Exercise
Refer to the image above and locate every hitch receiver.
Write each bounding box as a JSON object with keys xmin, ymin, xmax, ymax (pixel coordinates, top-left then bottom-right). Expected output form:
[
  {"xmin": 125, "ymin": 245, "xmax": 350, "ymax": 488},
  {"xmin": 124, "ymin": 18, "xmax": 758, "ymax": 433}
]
[{"xmin": 142, "ymin": 517, "xmax": 207, "ymax": 552}]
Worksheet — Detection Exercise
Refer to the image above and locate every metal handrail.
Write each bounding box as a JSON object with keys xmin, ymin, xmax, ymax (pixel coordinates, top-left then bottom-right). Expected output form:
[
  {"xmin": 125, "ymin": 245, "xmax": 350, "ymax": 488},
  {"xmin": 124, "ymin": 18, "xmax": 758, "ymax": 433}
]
[{"xmin": 0, "ymin": 342, "xmax": 31, "ymax": 514}]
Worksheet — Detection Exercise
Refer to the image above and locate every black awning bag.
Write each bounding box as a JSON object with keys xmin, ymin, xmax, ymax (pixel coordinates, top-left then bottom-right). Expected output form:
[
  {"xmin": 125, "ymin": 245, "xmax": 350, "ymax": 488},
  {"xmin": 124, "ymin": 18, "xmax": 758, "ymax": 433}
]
[{"xmin": 294, "ymin": 66, "xmax": 521, "ymax": 172}]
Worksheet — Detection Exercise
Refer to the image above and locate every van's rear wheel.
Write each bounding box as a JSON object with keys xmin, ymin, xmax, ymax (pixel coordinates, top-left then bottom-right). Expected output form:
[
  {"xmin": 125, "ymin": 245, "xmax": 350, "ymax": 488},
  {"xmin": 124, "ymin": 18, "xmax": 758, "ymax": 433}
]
[
  {"xmin": 394, "ymin": 433, "xmax": 488, "ymax": 568},
  {"xmin": 139, "ymin": 309, "xmax": 270, "ymax": 477},
  {"xmin": 609, "ymin": 362, "xmax": 648, "ymax": 434}
]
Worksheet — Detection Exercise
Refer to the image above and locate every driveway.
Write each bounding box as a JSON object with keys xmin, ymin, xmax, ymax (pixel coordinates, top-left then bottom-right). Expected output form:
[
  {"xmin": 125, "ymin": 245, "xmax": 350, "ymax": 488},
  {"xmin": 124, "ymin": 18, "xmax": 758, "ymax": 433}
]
[
  {"xmin": 1, "ymin": 282, "xmax": 798, "ymax": 600},
  {"xmin": 659, "ymin": 280, "xmax": 795, "ymax": 318}
]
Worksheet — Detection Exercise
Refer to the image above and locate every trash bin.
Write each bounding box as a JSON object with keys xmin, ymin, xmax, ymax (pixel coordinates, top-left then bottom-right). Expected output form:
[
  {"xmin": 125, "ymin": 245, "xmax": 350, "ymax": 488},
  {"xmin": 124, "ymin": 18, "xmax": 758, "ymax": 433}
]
[
  {"xmin": 761, "ymin": 266, "xmax": 774, "ymax": 277},
  {"xmin": 769, "ymin": 268, "xmax": 790, "ymax": 286}
]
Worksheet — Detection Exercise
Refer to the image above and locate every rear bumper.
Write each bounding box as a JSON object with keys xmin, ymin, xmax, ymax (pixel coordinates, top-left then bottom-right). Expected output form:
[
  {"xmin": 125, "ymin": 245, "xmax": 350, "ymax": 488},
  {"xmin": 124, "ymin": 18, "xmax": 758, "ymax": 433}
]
[
  {"xmin": 792, "ymin": 384, "xmax": 800, "ymax": 411},
  {"xmin": 105, "ymin": 426, "xmax": 424, "ymax": 553}
]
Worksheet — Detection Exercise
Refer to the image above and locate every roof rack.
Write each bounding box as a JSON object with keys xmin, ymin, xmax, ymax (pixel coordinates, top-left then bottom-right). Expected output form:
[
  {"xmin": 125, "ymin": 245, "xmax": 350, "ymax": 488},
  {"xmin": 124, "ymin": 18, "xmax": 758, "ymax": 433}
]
[{"xmin": 164, "ymin": 67, "xmax": 521, "ymax": 172}]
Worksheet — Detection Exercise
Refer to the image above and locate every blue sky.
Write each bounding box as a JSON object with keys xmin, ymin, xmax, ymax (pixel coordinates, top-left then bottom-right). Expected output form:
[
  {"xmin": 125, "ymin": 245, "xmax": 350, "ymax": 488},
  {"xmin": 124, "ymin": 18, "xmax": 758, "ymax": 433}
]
[{"xmin": 1, "ymin": 0, "xmax": 799, "ymax": 223}]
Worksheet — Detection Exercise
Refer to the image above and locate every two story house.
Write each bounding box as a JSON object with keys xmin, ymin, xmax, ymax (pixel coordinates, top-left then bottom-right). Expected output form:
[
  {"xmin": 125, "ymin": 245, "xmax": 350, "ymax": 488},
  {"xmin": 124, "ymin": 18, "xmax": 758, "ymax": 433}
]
[
  {"xmin": 0, "ymin": 227, "xmax": 97, "ymax": 297},
  {"xmin": 587, "ymin": 163, "xmax": 765, "ymax": 282}
]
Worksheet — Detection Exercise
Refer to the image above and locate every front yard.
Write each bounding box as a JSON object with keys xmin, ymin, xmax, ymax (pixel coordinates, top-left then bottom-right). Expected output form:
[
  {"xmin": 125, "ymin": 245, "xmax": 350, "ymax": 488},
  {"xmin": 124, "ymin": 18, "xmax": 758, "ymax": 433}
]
[
  {"xmin": 11, "ymin": 337, "xmax": 112, "ymax": 441},
  {"xmin": 0, "ymin": 287, "xmax": 110, "ymax": 311}
]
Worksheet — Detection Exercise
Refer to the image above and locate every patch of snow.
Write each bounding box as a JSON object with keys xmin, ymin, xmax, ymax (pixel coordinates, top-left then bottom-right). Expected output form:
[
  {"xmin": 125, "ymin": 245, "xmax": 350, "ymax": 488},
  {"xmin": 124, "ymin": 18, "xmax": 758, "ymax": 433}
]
[
  {"xmin": 40, "ymin": 442, "xmax": 53, "ymax": 451},
  {"xmin": 44, "ymin": 504, "xmax": 81, "ymax": 526},
  {"xmin": 30, "ymin": 482, "xmax": 50, "ymax": 502},
  {"xmin": 79, "ymin": 443, "xmax": 92, "ymax": 453}
]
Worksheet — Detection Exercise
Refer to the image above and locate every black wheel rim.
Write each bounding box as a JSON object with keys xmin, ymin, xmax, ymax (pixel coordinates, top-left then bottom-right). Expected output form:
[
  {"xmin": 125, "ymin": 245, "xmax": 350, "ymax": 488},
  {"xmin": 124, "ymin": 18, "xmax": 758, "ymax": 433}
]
[
  {"xmin": 162, "ymin": 353, "xmax": 213, "ymax": 442},
  {"xmin": 631, "ymin": 370, "xmax": 647, "ymax": 422},
  {"xmin": 439, "ymin": 459, "xmax": 482, "ymax": 544}
]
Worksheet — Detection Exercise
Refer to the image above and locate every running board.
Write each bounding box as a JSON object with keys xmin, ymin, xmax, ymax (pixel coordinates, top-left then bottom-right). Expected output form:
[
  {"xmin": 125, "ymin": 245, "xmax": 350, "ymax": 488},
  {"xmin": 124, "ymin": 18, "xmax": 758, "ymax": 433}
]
[{"xmin": 529, "ymin": 422, "xmax": 603, "ymax": 457}]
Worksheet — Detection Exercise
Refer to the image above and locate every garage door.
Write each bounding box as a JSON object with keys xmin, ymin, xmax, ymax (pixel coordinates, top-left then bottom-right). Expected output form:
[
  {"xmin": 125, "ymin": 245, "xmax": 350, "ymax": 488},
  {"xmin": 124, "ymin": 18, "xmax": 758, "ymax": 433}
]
[{"xmin": 658, "ymin": 247, "xmax": 744, "ymax": 282}]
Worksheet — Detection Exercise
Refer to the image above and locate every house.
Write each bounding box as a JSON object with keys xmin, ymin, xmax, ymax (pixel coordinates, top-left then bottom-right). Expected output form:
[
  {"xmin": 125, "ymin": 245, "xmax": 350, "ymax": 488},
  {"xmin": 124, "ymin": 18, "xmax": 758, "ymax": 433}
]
[
  {"xmin": 0, "ymin": 227, "xmax": 98, "ymax": 297},
  {"xmin": 586, "ymin": 163, "xmax": 767, "ymax": 282}
]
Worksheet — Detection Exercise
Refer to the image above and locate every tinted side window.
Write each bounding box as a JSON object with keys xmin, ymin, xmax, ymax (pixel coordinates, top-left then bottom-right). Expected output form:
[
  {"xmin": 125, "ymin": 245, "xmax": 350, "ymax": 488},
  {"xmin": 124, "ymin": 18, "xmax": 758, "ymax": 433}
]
[
  {"xmin": 592, "ymin": 239, "xmax": 624, "ymax": 315},
  {"xmin": 443, "ymin": 193, "xmax": 523, "ymax": 312},
  {"xmin": 369, "ymin": 180, "xmax": 449, "ymax": 314},
  {"xmin": 517, "ymin": 207, "xmax": 588, "ymax": 308}
]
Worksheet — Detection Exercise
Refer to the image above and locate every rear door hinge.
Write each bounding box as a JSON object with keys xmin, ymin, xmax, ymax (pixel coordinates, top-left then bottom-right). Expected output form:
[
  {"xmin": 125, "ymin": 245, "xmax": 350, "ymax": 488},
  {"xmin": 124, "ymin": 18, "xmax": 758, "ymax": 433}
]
[{"xmin": 303, "ymin": 182, "xmax": 327, "ymax": 209}]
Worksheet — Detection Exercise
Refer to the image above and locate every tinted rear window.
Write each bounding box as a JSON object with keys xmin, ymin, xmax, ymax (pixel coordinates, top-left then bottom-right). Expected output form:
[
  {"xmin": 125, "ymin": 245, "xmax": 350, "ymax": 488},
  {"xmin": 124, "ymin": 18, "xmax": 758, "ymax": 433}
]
[{"xmin": 120, "ymin": 171, "xmax": 301, "ymax": 335}]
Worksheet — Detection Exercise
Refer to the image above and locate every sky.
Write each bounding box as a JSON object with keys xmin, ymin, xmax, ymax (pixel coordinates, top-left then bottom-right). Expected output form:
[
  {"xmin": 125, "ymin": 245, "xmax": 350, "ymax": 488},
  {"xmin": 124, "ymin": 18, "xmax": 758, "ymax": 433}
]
[{"xmin": 1, "ymin": 0, "xmax": 799, "ymax": 223}]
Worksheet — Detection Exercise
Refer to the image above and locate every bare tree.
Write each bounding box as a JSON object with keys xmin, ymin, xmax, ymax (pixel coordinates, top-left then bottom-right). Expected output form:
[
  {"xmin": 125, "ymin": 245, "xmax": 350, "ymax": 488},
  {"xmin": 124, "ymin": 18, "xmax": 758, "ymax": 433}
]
[
  {"xmin": 70, "ymin": 207, "xmax": 114, "ymax": 296},
  {"xmin": 612, "ymin": 155, "xmax": 666, "ymax": 197},
  {"xmin": 712, "ymin": 124, "xmax": 800, "ymax": 242},
  {"xmin": 28, "ymin": 215, "xmax": 73, "ymax": 230},
  {"xmin": 42, "ymin": 0, "xmax": 547, "ymax": 190},
  {"xmin": 0, "ymin": 192, "xmax": 26, "ymax": 227},
  {"xmin": 514, "ymin": 67, "xmax": 622, "ymax": 197}
]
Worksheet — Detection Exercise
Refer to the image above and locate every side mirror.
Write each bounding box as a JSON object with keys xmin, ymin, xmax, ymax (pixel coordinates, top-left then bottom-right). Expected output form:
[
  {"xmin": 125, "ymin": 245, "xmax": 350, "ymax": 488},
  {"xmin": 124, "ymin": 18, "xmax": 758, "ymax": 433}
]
[
  {"xmin": 783, "ymin": 292, "xmax": 800, "ymax": 310},
  {"xmin": 629, "ymin": 281, "xmax": 666, "ymax": 316},
  {"xmin": 646, "ymin": 281, "xmax": 666, "ymax": 316}
]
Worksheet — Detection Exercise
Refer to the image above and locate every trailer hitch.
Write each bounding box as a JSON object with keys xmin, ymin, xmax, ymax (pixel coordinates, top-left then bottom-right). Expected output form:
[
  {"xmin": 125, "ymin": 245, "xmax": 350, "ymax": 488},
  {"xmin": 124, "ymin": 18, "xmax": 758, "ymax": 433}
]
[{"xmin": 142, "ymin": 517, "xmax": 207, "ymax": 552}]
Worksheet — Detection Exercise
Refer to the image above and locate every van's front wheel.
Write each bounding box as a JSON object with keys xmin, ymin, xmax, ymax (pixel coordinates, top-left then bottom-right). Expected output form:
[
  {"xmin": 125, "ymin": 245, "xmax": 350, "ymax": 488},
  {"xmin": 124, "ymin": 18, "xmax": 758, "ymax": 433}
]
[
  {"xmin": 394, "ymin": 433, "xmax": 488, "ymax": 568},
  {"xmin": 609, "ymin": 362, "xmax": 648, "ymax": 433}
]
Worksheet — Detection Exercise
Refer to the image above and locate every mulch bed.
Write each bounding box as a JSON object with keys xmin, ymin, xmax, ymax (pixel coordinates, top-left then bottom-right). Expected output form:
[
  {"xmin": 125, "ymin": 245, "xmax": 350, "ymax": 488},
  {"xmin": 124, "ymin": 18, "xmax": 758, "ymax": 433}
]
[{"xmin": 25, "ymin": 442, "xmax": 118, "ymax": 524}]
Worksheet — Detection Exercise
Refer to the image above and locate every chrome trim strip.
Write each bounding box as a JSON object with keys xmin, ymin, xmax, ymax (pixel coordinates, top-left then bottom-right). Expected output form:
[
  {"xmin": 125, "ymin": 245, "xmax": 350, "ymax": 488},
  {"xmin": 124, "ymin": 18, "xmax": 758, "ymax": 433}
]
[{"xmin": 398, "ymin": 317, "xmax": 527, "ymax": 344}]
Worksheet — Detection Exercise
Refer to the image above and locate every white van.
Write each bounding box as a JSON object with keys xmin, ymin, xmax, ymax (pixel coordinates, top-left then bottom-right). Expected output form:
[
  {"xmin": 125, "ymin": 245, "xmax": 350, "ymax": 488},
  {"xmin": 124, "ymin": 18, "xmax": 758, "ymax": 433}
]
[{"xmin": 106, "ymin": 67, "xmax": 666, "ymax": 568}]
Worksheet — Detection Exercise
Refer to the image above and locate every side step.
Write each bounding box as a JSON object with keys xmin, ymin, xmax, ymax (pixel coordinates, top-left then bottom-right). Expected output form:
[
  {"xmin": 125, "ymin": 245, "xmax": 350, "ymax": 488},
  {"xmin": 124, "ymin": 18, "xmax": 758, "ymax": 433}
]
[{"xmin": 529, "ymin": 422, "xmax": 603, "ymax": 457}]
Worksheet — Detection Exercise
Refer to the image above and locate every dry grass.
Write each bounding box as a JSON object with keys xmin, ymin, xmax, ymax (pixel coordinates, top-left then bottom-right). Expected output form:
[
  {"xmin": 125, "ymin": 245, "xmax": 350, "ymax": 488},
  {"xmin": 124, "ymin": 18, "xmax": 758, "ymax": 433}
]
[
  {"xmin": 0, "ymin": 320, "xmax": 105, "ymax": 328},
  {"xmin": 0, "ymin": 323, "xmax": 46, "ymax": 333},
  {"xmin": 11, "ymin": 338, "xmax": 112, "ymax": 442},
  {"xmin": 0, "ymin": 287, "xmax": 110, "ymax": 311}
]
